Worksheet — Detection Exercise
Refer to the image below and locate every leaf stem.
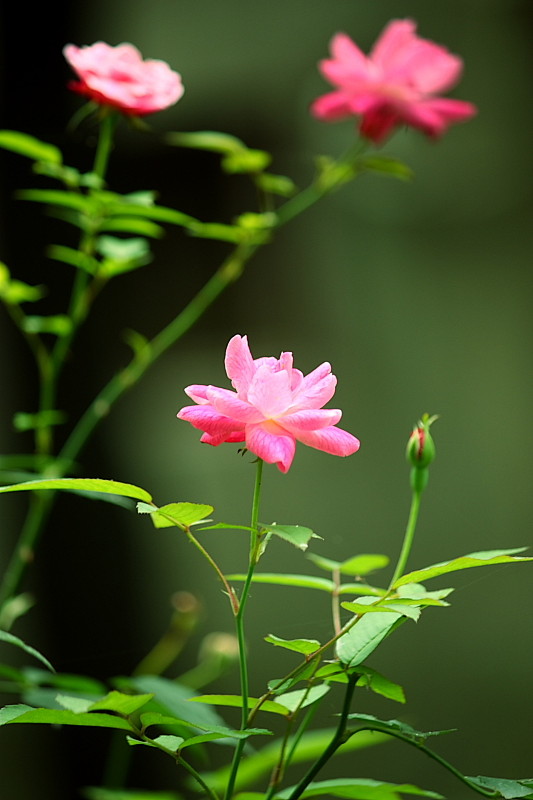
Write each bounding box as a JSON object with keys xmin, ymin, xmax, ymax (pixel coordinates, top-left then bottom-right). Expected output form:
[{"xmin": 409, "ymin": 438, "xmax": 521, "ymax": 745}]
[{"xmin": 388, "ymin": 488, "xmax": 422, "ymax": 589}]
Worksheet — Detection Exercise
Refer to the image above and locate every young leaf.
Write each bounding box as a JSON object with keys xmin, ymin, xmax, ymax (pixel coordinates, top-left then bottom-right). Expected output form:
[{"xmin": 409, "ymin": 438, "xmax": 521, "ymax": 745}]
[
  {"xmin": 348, "ymin": 714, "xmax": 455, "ymax": 743},
  {"xmin": 393, "ymin": 548, "xmax": 532, "ymax": 589},
  {"xmin": 47, "ymin": 245, "xmax": 99, "ymax": 275},
  {"xmin": 341, "ymin": 602, "xmax": 399, "ymax": 616},
  {"xmin": 264, "ymin": 634, "xmax": 320, "ymax": 656},
  {"xmin": 275, "ymin": 684, "xmax": 330, "ymax": 714},
  {"xmin": 127, "ymin": 734, "xmax": 184, "ymax": 751},
  {"xmin": 89, "ymin": 691, "xmax": 154, "ymax": 716},
  {"xmin": 354, "ymin": 667, "xmax": 406, "ymax": 704},
  {"xmin": 166, "ymin": 130, "xmax": 246, "ymax": 154},
  {"xmin": 339, "ymin": 554, "xmax": 390, "ymax": 576},
  {"xmin": 221, "ymin": 149, "xmax": 272, "ymax": 174},
  {"xmin": 0, "ymin": 478, "xmax": 152, "ymax": 502},
  {"xmin": 0, "ymin": 704, "xmax": 133, "ymax": 731},
  {"xmin": 260, "ymin": 523, "xmax": 321, "ymax": 552},
  {"xmin": 188, "ymin": 694, "xmax": 289, "ymax": 716},
  {"xmin": 0, "ymin": 631, "xmax": 54, "ymax": 672},
  {"xmin": 255, "ymin": 172, "xmax": 297, "ymax": 197},
  {"xmin": 139, "ymin": 502, "xmax": 214, "ymax": 529},
  {"xmin": 226, "ymin": 573, "xmax": 334, "ymax": 592},
  {"xmin": 276, "ymin": 778, "xmax": 443, "ymax": 799},
  {"xmin": 0, "ymin": 130, "xmax": 62, "ymax": 164},
  {"xmin": 466, "ymin": 776, "xmax": 533, "ymax": 799},
  {"xmin": 336, "ymin": 598, "xmax": 406, "ymax": 667}
]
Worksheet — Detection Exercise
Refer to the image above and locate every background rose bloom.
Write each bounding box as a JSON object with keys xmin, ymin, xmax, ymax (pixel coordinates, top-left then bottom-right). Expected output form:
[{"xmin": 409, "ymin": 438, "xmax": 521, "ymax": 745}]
[
  {"xmin": 177, "ymin": 335, "xmax": 360, "ymax": 473},
  {"xmin": 63, "ymin": 41, "xmax": 184, "ymax": 115},
  {"xmin": 311, "ymin": 19, "xmax": 476, "ymax": 142}
]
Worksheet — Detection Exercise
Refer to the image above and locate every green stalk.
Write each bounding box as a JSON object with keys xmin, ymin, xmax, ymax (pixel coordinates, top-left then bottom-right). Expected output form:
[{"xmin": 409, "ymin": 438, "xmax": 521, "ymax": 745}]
[
  {"xmin": 388, "ymin": 488, "xmax": 422, "ymax": 589},
  {"xmin": 224, "ymin": 458, "xmax": 264, "ymax": 800}
]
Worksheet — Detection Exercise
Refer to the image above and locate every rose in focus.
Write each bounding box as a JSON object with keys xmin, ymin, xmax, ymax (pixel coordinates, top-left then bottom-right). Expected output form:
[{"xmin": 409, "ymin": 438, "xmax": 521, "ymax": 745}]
[
  {"xmin": 311, "ymin": 19, "xmax": 476, "ymax": 142},
  {"xmin": 63, "ymin": 42, "xmax": 184, "ymax": 115},
  {"xmin": 177, "ymin": 335, "xmax": 360, "ymax": 473}
]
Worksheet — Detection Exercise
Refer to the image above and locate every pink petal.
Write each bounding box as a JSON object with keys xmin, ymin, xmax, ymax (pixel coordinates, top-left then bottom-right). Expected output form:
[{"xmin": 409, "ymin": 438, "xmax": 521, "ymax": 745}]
[
  {"xmin": 370, "ymin": 19, "xmax": 418, "ymax": 69},
  {"xmin": 295, "ymin": 426, "xmax": 361, "ymax": 457},
  {"xmin": 177, "ymin": 405, "xmax": 245, "ymax": 437},
  {"xmin": 205, "ymin": 386, "xmax": 264, "ymax": 423},
  {"xmin": 225, "ymin": 335, "xmax": 255, "ymax": 397},
  {"xmin": 247, "ymin": 365, "xmax": 293, "ymax": 418},
  {"xmin": 184, "ymin": 384, "xmax": 210, "ymax": 404},
  {"xmin": 360, "ymin": 104, "xmax": 402, "ymax": 142},
  {"xmin": 291, "ymin": 363, "xmax": 337, "ymax": 410},
  {"xmin": 403, "ymin": 97, "xmax": 477, "ymax": 136},
  {"xmin": 279, "ymin": 409, "xmax": 342, "ymax": 433},
  {"xmin": 311, "ymin": 91, "xmax": 356, "ymax": 122},
  {"xmin": 330, "ymin": 32, "xmax": 369, "ymax": 70},
  {"xmin": 394, "ymin": 43, "xmax": 463, "ymax": 94},
  {"xmin": 200, "ymin": 431, "xmax": 246, "ymax": 446},
  {"xmin": 246, "ymin": 424, "xmax": 296, "ymax": 473}
]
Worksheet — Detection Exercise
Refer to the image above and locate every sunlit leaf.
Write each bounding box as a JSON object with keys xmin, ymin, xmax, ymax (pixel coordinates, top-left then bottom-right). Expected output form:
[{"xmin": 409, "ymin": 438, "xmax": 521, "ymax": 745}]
[
  {"xmin": 99, "ymin": 217, "xmax": 164, "ymax": 238},
  {"xmin": 189, "ymin": 694, "xmax": 289, "ymax": 716},
  {"xmin": 0, "ymin": 130, "xmax": 62, "ymax": 164},
  {"xmin": 339, "ymin": 555, "xmax": 390, "ymax": 576},
  {"xmin": 0, "ymin": 631, "xmax": 54, "ymax": 672},
  {"xmin": 0, "ymin": 704, "xmax": 133, "ymax": 730},
  {"xmin": 137, "ymin": 501, "xmax": 214, "ymax": 529},
  {"xmin": 336, "ymin": 598, "xmax": 406, "ymax": 667},
  {"xmin": 276, "ymin": 684, "xmax": 330, "ymax": 714},
  {"xmin": 226, "ymin": 573, "xmax": 334, "ymax": 592},
  {"xmin": 394, "ymin": 549, "xmax": 532, "ymax": 589},
  {"xmin": 276, "ymin": 778, "xmax": 442, "ymax": 799},
  {"xmin": 166, "ymin": 130, "xmax": 245, "ymax": 154},
  {"xmin": 48, "ymin": 245, "xmax": 99, "ymax": 274},
  {"xmin": 0, "ymin": 478, "xmax": 152, "ymax": 503},
  {"xmin": 260, "ymin": 523, "xmax": 321, "ymax": 552},
  {"xmin": 264, "ymin": 634, "xmax": 320, "ymax": 655},
  {"xmin": 88, "ymin": 691, "xmax": 154, "ymax": 716}
]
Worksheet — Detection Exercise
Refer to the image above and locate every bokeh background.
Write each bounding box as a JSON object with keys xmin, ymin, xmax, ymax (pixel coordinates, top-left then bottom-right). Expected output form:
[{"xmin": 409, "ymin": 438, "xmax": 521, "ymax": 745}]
[{"xmin": 1, "ymin": 1, "xmax": 532, "ymax": 798}]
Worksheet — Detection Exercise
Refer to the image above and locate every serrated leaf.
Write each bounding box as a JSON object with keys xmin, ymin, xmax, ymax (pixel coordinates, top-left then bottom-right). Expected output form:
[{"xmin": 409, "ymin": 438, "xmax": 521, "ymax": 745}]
[
  {"xmin": 466, "ymin": 776, "xmax": 533, "ymax": 799},
  {"xmin": 226, "ymin": 573, "xmax": 334, "ymax": 592},
  {"xmin": 354, "ymin": 667, "xmax": 406, "ymax": 704},
  {"xmin": 260, "ymin": 523, "xmax": 321, "ymax": 552},
  {"xmin": 0, "ymin": 631, "xmax": 54, "ymax": 672},
  {"xmin": 189, "ymin": 694, "xmax": 289, "ymax": 716},
  {"xmin": 348, "ymin": 714, "xmax": 455, "ymax": 743},
  {"xmin": 336, "ymin": 598, "xmax": 406, "ymax": 667},
  {"xmin": 340, "ymin": 555, "xmax": 390, "ymax": 576},
  {"xmin": 264, "ymin": 634, "xmax": 320, "ymax": 655},
  {"xmin": 0, "ymin": 704, "xmax": 133, "ymax": 730},
  {"xmin": 0, "ymin": 478, "xmax": 152, "ymax": 503},
  {"xmin": 396, "ymin": 583, "xmax": 453, "ymax": 601},
  {"xmin": 276, "ymin": 778, "xmax": 443, "ymax": 799},
  {"xmin": 394, "ymin": 549, "xmax": 532, "ymax": 589},
  {"xmin": 0, "ymin": 130, "xmax": 62, "ymax": 164},
  {"xmin": 276, "ymin": 684, "xmax": 330, "ymax": 714}
]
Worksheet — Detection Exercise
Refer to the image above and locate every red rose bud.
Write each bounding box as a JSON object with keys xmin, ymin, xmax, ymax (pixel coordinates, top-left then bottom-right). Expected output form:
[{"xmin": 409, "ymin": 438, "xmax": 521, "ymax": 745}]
[{"xmin": 406, "ymin": 414, "xmax": 437, "ymax": 492}]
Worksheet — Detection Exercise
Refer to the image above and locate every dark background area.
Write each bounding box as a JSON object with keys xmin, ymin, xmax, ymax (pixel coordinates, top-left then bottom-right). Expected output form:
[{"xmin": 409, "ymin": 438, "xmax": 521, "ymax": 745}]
[{"xmin": 1, "ymin": 1, "xmax": 532, "ymax": 798}]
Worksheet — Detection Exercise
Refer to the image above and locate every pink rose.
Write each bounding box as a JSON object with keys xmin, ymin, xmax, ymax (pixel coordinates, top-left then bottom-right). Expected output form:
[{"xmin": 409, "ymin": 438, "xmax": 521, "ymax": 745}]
[
  {"xmin": 311, "ymin": 19, "xmax": 476, "ymax": 142},
  {"xmin": 63, "ymin": 42, "xmax": 184, "ymax": 115},
  {"xmin": 177, "ymin": 335, "xmax": 360, "ymax": 473}
]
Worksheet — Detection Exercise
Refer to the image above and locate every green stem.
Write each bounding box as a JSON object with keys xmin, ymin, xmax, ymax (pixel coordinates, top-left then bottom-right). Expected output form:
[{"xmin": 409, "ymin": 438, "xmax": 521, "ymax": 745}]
[
  {"xmin": 93, "ymin": 112, "xmax": 118, "ymax": 181},
  {"xmin": 352, "ymin": 726, "xmax": 499, "ymax": 798},
  {"xmin": 224, "ymin": 458, "xmax": 264, "ymax": 800},
  {"xmin": 388, "ymin": 488, "xmax": 422, "ymax": 589},
  {"xmin": 286, "ymin": 674, "xmax": 359, "ymax": 800}
]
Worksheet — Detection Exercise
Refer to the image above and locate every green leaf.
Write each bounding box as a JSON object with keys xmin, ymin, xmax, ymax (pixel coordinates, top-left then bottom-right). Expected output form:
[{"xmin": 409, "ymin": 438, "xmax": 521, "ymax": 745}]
[
  {"xmin": 105, "ymin": 201, "xmax": 197, "ymax": 228},
  {"xmin": 396, "ymin": 583, "xmax": 453, "ymax": 602},
  {"xmin": 339, "ymin": 555, "xmax": 390, "ymax": 576},
  {"xmin": 466, "ymin": 776, "xmax": 533, "ymax": 799},
  {"xmin": 276, "ymin": 778, "xmax": 443, "ymax": 799},
  {"xmin": 100, "ymin": 217, "xmax": 164, "ymax": 238},
  {"xmin": 0, "ymin": 130, "xmax": 62, "ymax": 164},
  {"xmin": 188, "ymin": 694, "xmax": 289, "ymax": 716},
  {"xmin": 0, "ymin": 263, "xmax": 45, "ymax": 304},
  {"xmin": 18, "ymin": 188, "xmax": 92, "ymax": 212},
  {"xmin": 0, "ymin": 704, "xmax": 133, "ymax": 731},
  {"xmin": 200, "ymin": 728, "xmax": 390, "ymax": 794},
  {"xmin": 127, "ymin": 734, "xmax": 184, "ymax": 751},
  {"xmin": 222, "ymin": 149, "xmax": 272, "ymax": 174},
  {"xmin": 348, "ymin": 714, "xmax": 455, "ymax": 743},
  {"xmin": 198, "ymin": 522, "xmax": 254, "ymax": 533},
  {"xmin": 354, "ymin": 667, "xmax": 406, "ymax": 704},
  {"xmin": 260, "ymin": 523, "xmax": 321, "ymax": 552},
  {"xmin": 187, "ymin": 221, "xmax": 246, "ymax": 243},
  {"xmin": 47, "ymin": 245, "xmax": 99, "ymax": 274},
  {"xmin": 96, "ymin": 236, "xmax": 150, "ymax": 262},
  {"xmin": 336, "ymin": 598, "xmax": 406, "ymax": 667},
  {"xmin": 22, "ymin": 315, "xmax": 72, "ymax": 336},
  {"xmin": 137, "ymin": 501, "xmax": 214, "ymax": 529},
  {"xmin": 264, "ymin": 634, "xmax": 320, "ymax": 655},
  {"xmin": 0, "ymin": 631, "xmax": 54, "ymax": 672},
  {"xmin": 89, "ymin": 691, "xmax": 154, "ymax": 716},
  {"xmin": 255, "ymin": 172, "xmax": 297, "ymax": 197},
  {"xmin": 358, "ymin": 155, "xmax": 414, "ymax": 181},
  {"xmin": 83, "ymin": 788, "xmax": 182, "ymax": 800},
  {"xmin": 341, "ymin": 602, "xmax": 400, "ymax": 616},
  {"xmin": 393, "ymin": 548, "xmax": 532, "ymax": 589},
  {"xmin": 139, "ymin": 711, "xmax": 270, "ymax": 740},
  {"xmin": 0, "ymin": 478, "xmax": 152, "ymax": 503},
  {"xmin": 226, "ymin": 573, "xmax": 334, "ymax": 592},
  {"xmin": 275, "ymin": 684, "xmax": 330, "ymax": 714},
  {"xmin": 338, "ymin": 583, "xmax": 386, "ymax": 597},
  {"xmin": 166, "ymin": 130, "xmax": 245, "ymax": 154}
]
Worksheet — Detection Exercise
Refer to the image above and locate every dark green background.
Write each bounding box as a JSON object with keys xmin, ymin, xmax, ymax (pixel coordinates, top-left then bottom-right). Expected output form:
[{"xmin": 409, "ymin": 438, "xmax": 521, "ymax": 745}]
[{"xmin": 1, "ymin": 1, "xmax": 532, "ymax": 798}]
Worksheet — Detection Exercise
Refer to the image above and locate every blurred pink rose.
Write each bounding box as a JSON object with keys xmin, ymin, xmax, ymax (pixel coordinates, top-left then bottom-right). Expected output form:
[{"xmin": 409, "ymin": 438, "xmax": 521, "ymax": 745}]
[
  {"xmin": 177, "ymin": 335, "xmax": 360, "ymax": 473},
  {"xmin": 311, "ymin": 19, "xmax": 476, "ymax": 142},
  {"xmin": 63, "ymin": 42, "xmax": 184, "ymax": 115}
]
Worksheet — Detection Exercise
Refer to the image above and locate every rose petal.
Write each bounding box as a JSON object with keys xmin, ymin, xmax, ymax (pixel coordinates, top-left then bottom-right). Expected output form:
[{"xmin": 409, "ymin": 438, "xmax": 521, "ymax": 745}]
[
  {"xmin": 246, "ymin": 424, "xmax": 296, "ymax": 473},
  {"xmin": 206, "ymin": 386, "xmax": 264, "ymax": 423},
  {"xmin": 279, "ymin": 409, "xmax": 342, "ymax": 433},
  {"xmin": 295, "ymin": 425, "xmax": 361, "ymax": 457},
  {"xmin": 177, "ymin": 405, "xmax": 245, "ymax": 437}
]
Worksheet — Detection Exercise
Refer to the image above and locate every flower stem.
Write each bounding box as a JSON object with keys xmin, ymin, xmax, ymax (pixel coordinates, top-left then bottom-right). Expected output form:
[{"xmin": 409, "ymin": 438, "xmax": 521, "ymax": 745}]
[
  {"xmin": 224, "ymin": 458, "xmax": 264, "ymax": 800},
  {"xmin": 388, "ymin": 488, "xmax": 422, "ymax": 590}
]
